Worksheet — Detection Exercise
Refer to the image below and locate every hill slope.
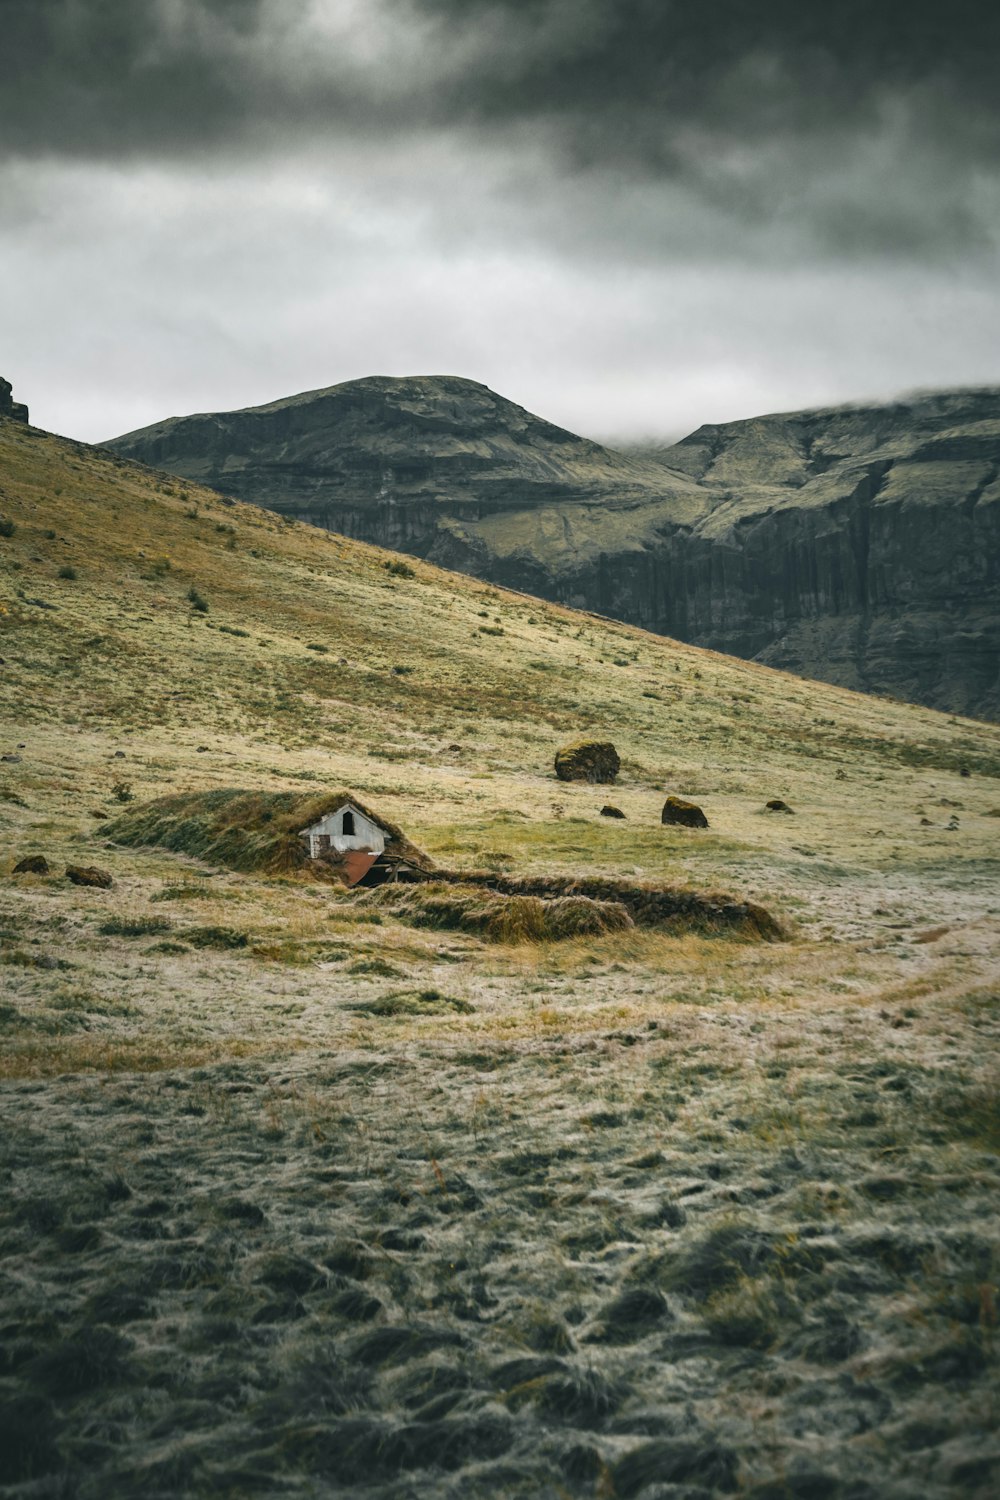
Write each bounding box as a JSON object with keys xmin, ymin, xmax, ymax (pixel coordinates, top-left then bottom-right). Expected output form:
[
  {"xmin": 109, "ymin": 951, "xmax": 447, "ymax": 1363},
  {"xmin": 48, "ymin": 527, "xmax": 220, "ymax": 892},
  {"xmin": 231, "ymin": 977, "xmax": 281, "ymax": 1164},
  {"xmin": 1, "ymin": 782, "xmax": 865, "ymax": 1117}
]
[
  {"xmin": 1, "ymin": 416, "xmax": 999, "ymax": 1499},
  {"xmin": 108, "ymin": 379, "xmax": 1000, "ymax": 721}
]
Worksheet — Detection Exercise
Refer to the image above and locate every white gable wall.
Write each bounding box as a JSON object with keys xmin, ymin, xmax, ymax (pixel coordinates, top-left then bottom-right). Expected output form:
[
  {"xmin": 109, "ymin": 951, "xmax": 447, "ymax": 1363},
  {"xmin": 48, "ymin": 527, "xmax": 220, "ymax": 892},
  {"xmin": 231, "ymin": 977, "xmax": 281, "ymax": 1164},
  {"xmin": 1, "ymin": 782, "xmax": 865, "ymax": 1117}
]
[{"xmin": 301, "ymin": 804, "xmax": 387, "ymax": 859}]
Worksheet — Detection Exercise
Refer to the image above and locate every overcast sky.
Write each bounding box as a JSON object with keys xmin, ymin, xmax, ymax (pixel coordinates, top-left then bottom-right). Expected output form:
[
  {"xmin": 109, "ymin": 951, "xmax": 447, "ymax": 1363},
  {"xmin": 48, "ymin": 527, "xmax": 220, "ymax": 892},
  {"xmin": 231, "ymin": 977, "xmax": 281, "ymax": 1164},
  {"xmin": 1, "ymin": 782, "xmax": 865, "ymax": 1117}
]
[{"xmin": 3, "ymin": 0, "xmax": 1000, "ymax": 444}]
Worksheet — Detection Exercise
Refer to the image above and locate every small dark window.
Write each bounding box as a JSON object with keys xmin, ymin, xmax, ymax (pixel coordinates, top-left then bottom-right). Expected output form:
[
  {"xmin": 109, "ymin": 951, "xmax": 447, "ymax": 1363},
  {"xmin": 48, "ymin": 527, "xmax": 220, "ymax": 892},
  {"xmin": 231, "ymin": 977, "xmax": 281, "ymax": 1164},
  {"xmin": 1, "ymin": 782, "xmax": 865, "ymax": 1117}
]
[{"xmin": 341, "ymin": 811, "xmax": 355, "ymax": 836}]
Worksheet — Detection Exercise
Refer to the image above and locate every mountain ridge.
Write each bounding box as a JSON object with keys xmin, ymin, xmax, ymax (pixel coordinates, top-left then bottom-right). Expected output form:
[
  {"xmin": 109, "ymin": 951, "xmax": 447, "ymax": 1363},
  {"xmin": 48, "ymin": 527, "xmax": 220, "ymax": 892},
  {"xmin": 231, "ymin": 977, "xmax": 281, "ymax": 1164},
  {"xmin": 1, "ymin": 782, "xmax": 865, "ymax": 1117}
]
[{"xmin": 105, "ymin": 376, "xmax": 1000, "ymax": 720}]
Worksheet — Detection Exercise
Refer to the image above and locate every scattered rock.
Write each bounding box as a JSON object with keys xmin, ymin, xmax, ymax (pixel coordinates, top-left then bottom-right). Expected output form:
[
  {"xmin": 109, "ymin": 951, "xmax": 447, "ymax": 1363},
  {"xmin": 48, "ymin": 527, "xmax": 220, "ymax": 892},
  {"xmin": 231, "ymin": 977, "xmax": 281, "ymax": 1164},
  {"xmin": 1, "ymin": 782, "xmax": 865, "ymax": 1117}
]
[
  {"xmin": 65, "ymin": 864, "xmax": 114, "ymax": 889},
  {"xmin": 555, "ymin": 738, "xmax": 620, "ymax": 784},
  {"xmin": 13, "ymin": 854, "xmax": 48, "ymax": 875},
  {"xmin": 764, "ymin": 799, "xmax": 794, "ymax": 814},
  {"xmin": 112, "ymin": 750, "xmax": 127, "ymax": 759},
  {"xmin": 196, "ymin": 746, "xmax": 210, "ymax": 753},
  {"xmin": 661, "ymin": 796, "xmax": 709, "ymax": 829},
  {"xmin": 600, "ymin": 805, "xmax": 626, "ymax": 819},
  {"xmin": 1, "ymin": 753, "xmax": 21, "ymax": 763},
  {"xmin": 960, "ymin": 766, "xmax": 970, "ymax": 777},
  {"xmin": 90, "ymin": 809, "xmax": 109, "ymax": 819},
  {"xmin": 919, "ymin": 817, "xmax": 932, "ymax": 826}
]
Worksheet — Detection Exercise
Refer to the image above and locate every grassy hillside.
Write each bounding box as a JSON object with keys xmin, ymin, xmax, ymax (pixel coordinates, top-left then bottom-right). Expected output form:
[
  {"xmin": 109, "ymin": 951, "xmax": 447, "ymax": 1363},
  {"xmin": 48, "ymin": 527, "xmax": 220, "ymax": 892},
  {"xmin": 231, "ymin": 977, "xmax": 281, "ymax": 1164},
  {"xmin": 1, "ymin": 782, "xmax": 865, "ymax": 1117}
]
[
  {"xmin": 1, "ymin": 417, "xmax": 998, "ymax": 1498},
  {"xmin": 107, "ymin": 377, "xmax": 1000, "ymax": 720}
]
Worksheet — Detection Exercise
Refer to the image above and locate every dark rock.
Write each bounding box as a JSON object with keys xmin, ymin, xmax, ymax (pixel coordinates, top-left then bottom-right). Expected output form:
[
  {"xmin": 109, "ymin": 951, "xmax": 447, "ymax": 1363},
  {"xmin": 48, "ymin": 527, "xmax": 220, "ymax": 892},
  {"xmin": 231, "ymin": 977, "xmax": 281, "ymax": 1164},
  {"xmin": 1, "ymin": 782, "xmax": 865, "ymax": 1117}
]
[
  {"xmin": 0, "ymin": 376, "xmax": 28, "ymax": 425},
  {"xmin": 65, "ymin": 864, "xmax": 114, "ymax": 888},
  {"xmin": 765, "ymin": 798, "xmax": 794, "ymax": 813},
  {"xmin": 661, "ymin": 796, "xmax": 709, "ymax": 828},
  {"xmin": 13, "ymin": 854, "xmax": 48, "ymax": 875},
  {"xmin": 1, "ymin": 753, "xmax": 21, "ymax": 763},
  {"xmin": 555, "ymin": 738, "xmax": 620, "ymax": 783},
  {"xmin": 600, "ymin": 804, "xmax": 626, "ymax": 818}
]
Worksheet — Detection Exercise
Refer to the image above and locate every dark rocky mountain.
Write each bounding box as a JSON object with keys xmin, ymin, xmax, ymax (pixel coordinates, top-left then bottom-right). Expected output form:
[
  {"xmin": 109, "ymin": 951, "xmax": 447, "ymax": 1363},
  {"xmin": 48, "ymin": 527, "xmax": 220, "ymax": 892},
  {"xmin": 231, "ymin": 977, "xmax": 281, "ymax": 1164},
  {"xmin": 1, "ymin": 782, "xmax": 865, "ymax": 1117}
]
[
  {"xmin": 106, "ymin": 377, "xmax": 1000, "ymax": 720},
  {"xmin": 0, "ymin": 377, "xmax": 29, "ymax": 424}
]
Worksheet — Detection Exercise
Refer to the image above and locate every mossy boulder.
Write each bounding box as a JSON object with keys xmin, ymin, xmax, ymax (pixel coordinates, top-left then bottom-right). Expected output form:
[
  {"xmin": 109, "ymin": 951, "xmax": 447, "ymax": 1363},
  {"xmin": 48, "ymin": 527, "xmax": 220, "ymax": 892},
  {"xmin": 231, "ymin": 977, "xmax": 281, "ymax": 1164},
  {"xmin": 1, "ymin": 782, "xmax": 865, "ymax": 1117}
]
[
  {"xmin": 554, "ymin": 739, "xmax": 620, "ymax": 784},
  {"xmin": 12, "ymin": 854, "xmax": 48, "ymax": 875},
  {"xmin": 661, "ymin": 796, "xmax": 709, "ymax": 829},
  {"xmin": 65, "ymin": 864, "xmax": 114, "ymax": 888}
]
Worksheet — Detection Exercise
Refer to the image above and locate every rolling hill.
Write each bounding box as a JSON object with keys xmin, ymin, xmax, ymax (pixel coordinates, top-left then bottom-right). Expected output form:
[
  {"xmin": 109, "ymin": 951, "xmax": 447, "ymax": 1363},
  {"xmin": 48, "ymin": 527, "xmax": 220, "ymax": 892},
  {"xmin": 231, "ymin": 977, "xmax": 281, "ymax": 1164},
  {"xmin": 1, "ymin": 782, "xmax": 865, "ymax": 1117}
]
[
  {"xmin": 1, "ymin": 411, "xmax": 999, "ymax": 1498},
  {"xmin": 107, "ymin": 377, "xmax": 1000, "ymax": 721}
]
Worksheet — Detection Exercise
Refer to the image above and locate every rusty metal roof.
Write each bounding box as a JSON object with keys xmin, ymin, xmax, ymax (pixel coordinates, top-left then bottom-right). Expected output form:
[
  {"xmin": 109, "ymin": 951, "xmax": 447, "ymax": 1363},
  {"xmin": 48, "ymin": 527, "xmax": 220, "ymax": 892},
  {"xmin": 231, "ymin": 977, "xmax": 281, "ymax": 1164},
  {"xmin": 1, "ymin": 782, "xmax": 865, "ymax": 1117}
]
[{"xmin": 342, "ymin": 849, "xmax": 379, "ymax": 887}]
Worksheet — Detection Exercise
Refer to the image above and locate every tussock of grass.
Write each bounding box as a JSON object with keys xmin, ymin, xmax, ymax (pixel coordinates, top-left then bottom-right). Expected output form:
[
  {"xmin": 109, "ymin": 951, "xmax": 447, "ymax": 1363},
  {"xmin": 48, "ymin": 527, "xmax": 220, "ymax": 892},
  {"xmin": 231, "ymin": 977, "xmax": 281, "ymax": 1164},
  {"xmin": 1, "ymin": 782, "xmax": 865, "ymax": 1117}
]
[
  {"xmin": 930, "ymin": 1083, "xmax": 1000, "ymax": 1150},
  {"xmin": 151, "ymin": 884, "xmax": 232, "ymax": 902},
  {"xmin": 364, "ymin": 882, "xmax": 634, "ymax": 943},
  {"xmin": 349, "ymin": 987, "xmax": 475, "ymax": 1017},
  {"xmin": 347, "ymin": 957, "xmax": 405, "ymax": 977},
  {"xmin": 97, "ymin": 917, "xmax": 172, "ymax": 938},
  {"xmin": 183, "ymin": 925, "xmax": 248, "ymax": 950}
]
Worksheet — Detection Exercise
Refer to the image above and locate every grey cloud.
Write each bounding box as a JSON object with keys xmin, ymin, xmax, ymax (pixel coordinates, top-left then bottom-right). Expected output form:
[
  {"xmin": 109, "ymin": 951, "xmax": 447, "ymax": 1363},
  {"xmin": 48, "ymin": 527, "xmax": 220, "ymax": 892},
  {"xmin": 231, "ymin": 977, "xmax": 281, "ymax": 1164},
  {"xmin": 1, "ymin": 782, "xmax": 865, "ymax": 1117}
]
[
  {"xmin": 4, "ymin": 1, "xmax": 999, "ymax": 164},
  {"xmin": 2, "ymin": 0, "xmax": 1000, "ymax": 260},
  {"xmin": 2, "ymin": 0, "xmax": 1000, "ymax": 452}
]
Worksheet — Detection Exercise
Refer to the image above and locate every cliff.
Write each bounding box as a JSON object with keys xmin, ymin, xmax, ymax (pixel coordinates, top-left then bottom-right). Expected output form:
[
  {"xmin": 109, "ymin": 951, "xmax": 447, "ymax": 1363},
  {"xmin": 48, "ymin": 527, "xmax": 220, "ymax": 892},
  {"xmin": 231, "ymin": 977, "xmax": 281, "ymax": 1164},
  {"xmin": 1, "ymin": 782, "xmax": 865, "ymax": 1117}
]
[
  {"xmin": 106, "ymin": 378, "xmax": 1000, "ymax": 720},
  {"xmin": 0, "ymin": 377, "xmax": 29, "ymax": 425}
]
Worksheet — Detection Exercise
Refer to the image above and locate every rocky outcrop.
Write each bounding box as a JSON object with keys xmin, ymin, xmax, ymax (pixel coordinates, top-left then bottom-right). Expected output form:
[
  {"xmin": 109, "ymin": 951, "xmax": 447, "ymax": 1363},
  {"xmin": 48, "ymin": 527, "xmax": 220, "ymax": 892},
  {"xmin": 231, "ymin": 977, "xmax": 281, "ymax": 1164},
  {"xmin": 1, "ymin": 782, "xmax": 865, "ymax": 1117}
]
[
  {"xmin": 0, "ymin": 377, "xmax": 29, "ymax": 424},
  {"xmin": 105, "ymin": 379, "xmax": 1000, "ymax": 720}
]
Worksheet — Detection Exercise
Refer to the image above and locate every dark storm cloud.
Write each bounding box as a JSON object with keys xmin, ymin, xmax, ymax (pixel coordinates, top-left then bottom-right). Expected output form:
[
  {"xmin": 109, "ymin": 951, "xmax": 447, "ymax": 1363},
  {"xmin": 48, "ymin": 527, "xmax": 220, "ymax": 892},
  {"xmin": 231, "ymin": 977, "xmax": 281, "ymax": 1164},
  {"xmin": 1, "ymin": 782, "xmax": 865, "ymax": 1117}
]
[
  {"xmin": 3, "ymin": 0, "xmax": 1000, "ymax": 450},
  {"xmin": 3, "ymin": 0, "xmax": 999, "ymax": 262},
  {"xmin": 5, "ymin": 0, "xmax": 999, "ymax": 161}
]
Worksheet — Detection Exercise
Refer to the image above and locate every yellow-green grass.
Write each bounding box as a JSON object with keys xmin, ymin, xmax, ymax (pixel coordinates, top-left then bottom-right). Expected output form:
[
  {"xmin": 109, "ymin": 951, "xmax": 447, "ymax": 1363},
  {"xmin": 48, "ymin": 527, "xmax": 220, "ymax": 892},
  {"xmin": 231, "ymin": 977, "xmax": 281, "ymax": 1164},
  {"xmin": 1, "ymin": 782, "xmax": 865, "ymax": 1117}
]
[{"xmin": 0, "ymin": 414, "xmax": 998, "ymax": 1084}]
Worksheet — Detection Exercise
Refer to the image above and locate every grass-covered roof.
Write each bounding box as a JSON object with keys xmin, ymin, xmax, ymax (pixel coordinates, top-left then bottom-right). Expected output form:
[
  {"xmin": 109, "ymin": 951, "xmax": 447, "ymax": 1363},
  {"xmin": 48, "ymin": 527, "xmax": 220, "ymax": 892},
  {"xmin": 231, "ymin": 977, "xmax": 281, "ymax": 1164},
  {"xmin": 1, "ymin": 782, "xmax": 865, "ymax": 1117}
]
[{"xmin": 107, "ymin": 788, "xmax": 434, "ymax": 879}]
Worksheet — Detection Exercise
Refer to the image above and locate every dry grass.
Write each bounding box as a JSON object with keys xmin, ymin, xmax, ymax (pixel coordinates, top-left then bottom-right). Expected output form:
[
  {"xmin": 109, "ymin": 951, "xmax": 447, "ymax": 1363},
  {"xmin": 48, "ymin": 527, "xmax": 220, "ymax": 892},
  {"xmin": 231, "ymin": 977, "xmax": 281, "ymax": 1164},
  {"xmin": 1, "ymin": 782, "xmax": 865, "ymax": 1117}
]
[
  {"xmin": 0, "ymin": 419, "xmax": 998, "ymax": 1497},
  {"xmin": 361, "ymin": 881, "xmax": 635, "ymax": 942}
]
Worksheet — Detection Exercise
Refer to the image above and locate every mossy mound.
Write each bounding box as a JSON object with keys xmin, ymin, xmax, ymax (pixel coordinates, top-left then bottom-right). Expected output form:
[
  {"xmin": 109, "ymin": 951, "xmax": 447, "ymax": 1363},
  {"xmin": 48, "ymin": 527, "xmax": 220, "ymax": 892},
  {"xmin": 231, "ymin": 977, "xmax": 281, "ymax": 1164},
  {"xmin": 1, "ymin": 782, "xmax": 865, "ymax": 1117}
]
[
  {"xmin": 432, "ymin": 869, "xmax": 783, "ymax": 941},
  {"xmin": 363, "ymin": 882, "xmax": 634, "ymax": 943},
  {"xmin": 107, "ymin": 789, "xmax": 433, "ymax": 880},
  {"xmin": 554, "ymin": 739, "xmax": 621, "ymax": 784}
]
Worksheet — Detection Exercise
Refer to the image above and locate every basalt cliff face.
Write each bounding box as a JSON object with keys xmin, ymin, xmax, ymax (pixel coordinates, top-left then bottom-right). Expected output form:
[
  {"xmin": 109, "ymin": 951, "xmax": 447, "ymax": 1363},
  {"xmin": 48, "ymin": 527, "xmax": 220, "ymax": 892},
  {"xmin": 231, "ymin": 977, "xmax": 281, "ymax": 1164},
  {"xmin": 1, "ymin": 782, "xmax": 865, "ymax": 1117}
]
[
  {"xmin": 107, "ymin": 378, "xmax": 1000, "ymax": 719},
  {"xmin": 0, "ymin": 377, "xmax": 29, "ymax": 425}
]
